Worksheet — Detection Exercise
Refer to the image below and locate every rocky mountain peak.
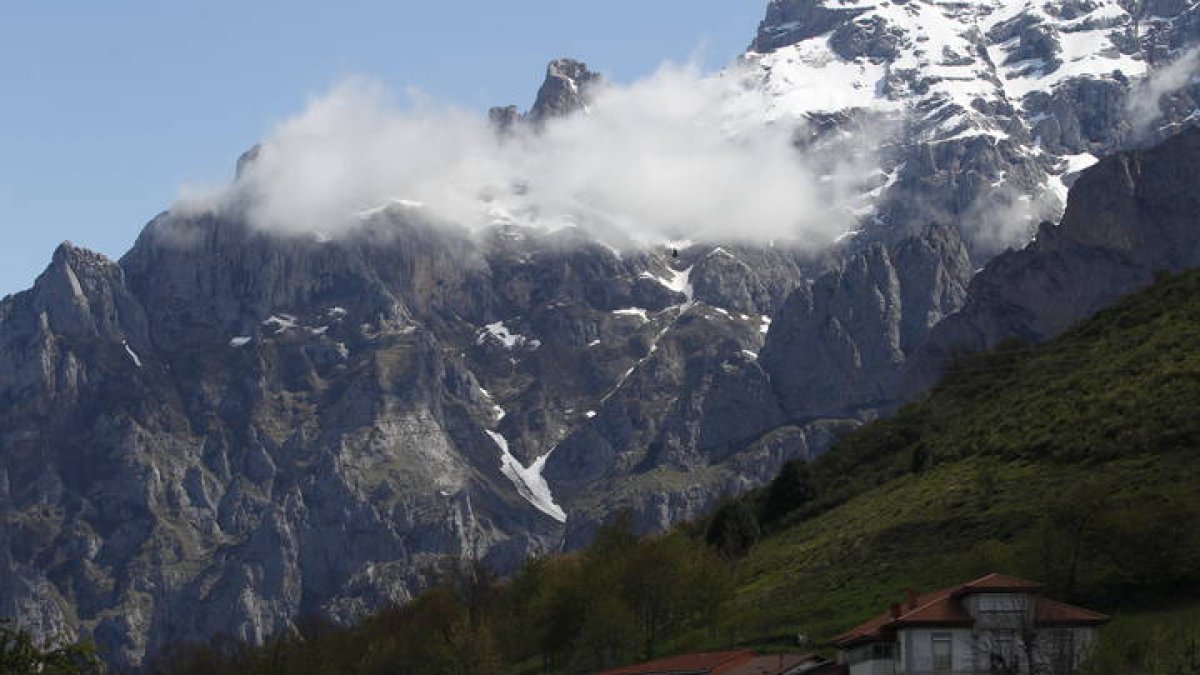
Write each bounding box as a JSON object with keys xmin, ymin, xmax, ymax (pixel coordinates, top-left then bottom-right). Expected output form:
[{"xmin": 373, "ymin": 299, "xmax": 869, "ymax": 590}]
[
  {"xmin": 1055, "ymin": 125, "xmax": 1200, "ymax": 263},
  {"xmin": 529, "ymin": 57, "xmax": 601, "ymax": 122},
  {"xmin": 486, "ymin": 57, "xmax": 602, "ymax": 132},
  {"xmin": 25, "ymin": 241, "xmax": 146, "ymax": 345},
  {"xmin": 752, "ymin": 0, "xmax": 869, "ymax": 54},
  {"xmin": 742, "ymin": 0, "xmax": 1200, "ymax": 256},
  {"xmin": 487, "ymin": 105, "xmax": 521, "ymax": 134},
  {"xmin": 908, "ymin": 124, "xmax": 1200, "ymax": 393},
  {"xmin": 235, "ymin": 144, "xmax": 261, "ymax": 179}
]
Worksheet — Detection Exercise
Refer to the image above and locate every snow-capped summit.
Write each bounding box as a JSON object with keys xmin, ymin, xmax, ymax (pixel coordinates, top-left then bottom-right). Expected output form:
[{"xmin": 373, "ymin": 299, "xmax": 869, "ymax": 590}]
[
  {"xmin": 749, "ymin": 0, "xmax": 1166, "ymax": 123},
  {"xmin": 743, "ymin": 0, "xmax": 1200, "ymax": 254}
]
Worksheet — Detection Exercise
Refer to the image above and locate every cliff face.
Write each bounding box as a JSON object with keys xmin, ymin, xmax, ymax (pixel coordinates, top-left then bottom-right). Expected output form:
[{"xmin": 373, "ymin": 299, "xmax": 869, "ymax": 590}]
[
  {"xmin": 910, "ymin": 125, "xmax": 1200, "ymax": 391},
  {"xmin": 760, "ymin": 223, "xmax": 972, "ymax": 421},
  {"xmin": 0, "ymin": 219, "xmax": 563, "ymax": 667},
  {"xmin": 0, "ymin": 205, "xmax": 827, "ymax": 667}
]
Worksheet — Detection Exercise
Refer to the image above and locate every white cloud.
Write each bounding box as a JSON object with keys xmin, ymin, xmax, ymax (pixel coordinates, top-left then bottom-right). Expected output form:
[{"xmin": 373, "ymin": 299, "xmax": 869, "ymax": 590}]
[
  {"xmin": 1127, "ymin": 46, "xmax": 1200, "ymax": 137},
  {"xmin": 184, "ymin": 62, "xmax": 888, "ymax": 250}
]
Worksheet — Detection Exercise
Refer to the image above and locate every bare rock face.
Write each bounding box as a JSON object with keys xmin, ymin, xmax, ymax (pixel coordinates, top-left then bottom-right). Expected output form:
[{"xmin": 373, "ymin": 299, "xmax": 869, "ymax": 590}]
[
  {"xmin": 487, "ymin": 105, "xmax": 521, "ymax": 134},
  {"xmin": 483, "ymin": 57, "xmax": 601, "ymax": 134},
  {"xmin": 761, "ymin": 243, "xmax": 905, "ymax": 421},
  {"xmin": 752, "ymin": 0, "xmax": 866, "ymax": 52},
  {"xmin": 534, "ymin": 243, "xmax": 819, "ymax": 545},
  {"xmin": 0, "ymin": 213, "xmax": 556, "ymax": 669},
  {"xmin": 759, "ymin": 223, "xmax": 971, "ymax": 421},
  {"xmin": 910, "ymin": 125, "xmax": 1200, "ymax": 391},
  {"xmin": 1024, "ymin": 77, "xmax": 1133, "ymax": 157},
  {"xmin": 0, "ymin": 206, "xmax": 825, "ymax": 668},
  {"xmin": 892, "ymin": 223, "xmax": 975, "ymax": 353},
  {"xmin": 829, "ymin": 13, "xmax": 904, "ymax": 61}
]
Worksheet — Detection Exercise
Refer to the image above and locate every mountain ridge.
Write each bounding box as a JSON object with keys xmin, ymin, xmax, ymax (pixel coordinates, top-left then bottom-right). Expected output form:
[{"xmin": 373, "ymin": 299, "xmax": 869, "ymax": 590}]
[
  {"xmin": 4, "ymin": 0, "xmax": 1200, "ymax": 667},
  {"xmin": 112, "ymin": 252, "xmax": 1200, "ymax": 675}
]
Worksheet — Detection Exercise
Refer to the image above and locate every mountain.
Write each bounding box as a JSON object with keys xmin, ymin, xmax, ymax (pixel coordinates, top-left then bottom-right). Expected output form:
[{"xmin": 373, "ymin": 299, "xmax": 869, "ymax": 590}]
[
  {"xmin": 488, "ymin": 58, "xmax": 600, "ymax": 131},
  {"xmin": 0, "ymin": 200, "xmax": 827, "ymax": 668},
  {"xmin": 746, "ymin": 0, "xmax": 1200, "ymax": 255},
  {"xmin": 113, "ymin": 262, "xmax": 1200, "ymax": 675},
  {"xmin": 909, "ymin": 124, "xmax": 1200, "ymax": 389},
  {"xmin": 723, "ymin": 263, "xmax": 1200, "ymax": 647},
  {"xmin": 4, "ymin": 0, "xmax": 1200, "ymax": 668},
  {"xmin": 759, "ymin": 221, "xmax": 972, "ymax": 421}
]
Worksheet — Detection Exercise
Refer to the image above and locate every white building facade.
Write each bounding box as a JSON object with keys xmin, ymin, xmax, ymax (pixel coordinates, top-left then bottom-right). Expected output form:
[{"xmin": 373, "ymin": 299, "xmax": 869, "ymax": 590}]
[{"xmin": 832, "ymin": 574, "xmax": 1108, "ymax": 675}]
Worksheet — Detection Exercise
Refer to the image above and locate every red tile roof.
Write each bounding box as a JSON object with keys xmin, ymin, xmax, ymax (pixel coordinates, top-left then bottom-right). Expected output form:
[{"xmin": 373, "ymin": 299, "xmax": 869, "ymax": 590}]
[
  {"xmin": 890, "ymin": 588, "xmax": 973, "ymax": 625},
  {"xmin": 595, "ymin": 650, "xmax": 755, "ymax": 674},
  {"xmin": 960, "ymin": 572, "xmax": 1046, "ymax": 592},
  {"xmin": 830, "ymin": 586, "xmax": 970, "ymax": 646},
  {"xmin": 595, "ymin": 651, "xmax": 828, "ymax": 675},
  {"xmin": 724, "ymin": 653, "xmax": 829, "ymax": 675},
  {"xmin": 830, "ymin": 573, "xmax": 1108, "ymax": 647},
  {"xmin": 1035, "ymin": 597, "xmax": 1110, "ymax": 625}
]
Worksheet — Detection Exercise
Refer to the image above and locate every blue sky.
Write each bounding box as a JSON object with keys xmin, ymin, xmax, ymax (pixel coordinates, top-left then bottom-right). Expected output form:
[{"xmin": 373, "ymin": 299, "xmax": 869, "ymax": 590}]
[{"xmin": 0, "ymin": 1, "xmax": 766, "ymax": 296}]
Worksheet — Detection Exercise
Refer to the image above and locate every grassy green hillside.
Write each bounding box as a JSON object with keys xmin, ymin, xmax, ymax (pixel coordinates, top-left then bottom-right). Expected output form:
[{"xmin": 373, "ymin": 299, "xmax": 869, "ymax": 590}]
[
  {"xmin": 717, "ymin": 268, "xmax": 1200, "ymax": 648},
  {"xmin": 135, "ymin": 269, "xmax": 1200, "ymax": 674}
]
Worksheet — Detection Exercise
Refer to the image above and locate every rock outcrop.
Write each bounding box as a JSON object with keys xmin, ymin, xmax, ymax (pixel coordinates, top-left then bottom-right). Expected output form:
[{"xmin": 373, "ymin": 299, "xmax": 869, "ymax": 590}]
[
  {"xmin": 487, "ymin": 57, "xmax": 601, "ymax": 133},
  {"xmin": 910, "ymin": 125, "xmax": 1200, "ymax": 390},
  {"xmin": 760, "ymin": 223, "xmax": 971, "ymax": 421},
  {"xmin": 529, "ymin": 58, "xmax": 601, "ymax": 123},
  {"xmin": 0, "ymin": 209, "xmax": 820, "ymax": 668}
]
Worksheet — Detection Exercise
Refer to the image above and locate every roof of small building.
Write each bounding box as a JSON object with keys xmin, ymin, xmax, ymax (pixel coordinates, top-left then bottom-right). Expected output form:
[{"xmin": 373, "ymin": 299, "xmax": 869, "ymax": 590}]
[
  {"xmin": 594, "ymin": 650, "xmax": 756, "ymax": 675},
  {"xmin": 1034, "ymin": 596, "xmax": 1110, "ymax": 625},
  {"xmin": 830, "ymin": 573, "xmax": 1109, "ymax": 647},
  {"xmin": 724, "ymin": 654, "xmax": 832, "ymax": 675},
  {"xmin": 594, "ymin": 650, "xmax": 829, "ymax": 675},
  {"xmin": 960, "ymin": 572, "xmax": 1046, "ymax": 593}
]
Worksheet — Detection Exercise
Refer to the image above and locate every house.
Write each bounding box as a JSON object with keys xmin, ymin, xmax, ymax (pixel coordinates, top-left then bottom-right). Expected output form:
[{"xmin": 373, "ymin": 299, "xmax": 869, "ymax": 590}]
[
  {"xmin": 594, "ymin": 649, "xmax": 836, "ymax": 675},
  {"xmin": 829, "ymin": 573, "xmax": 1108, "ymax": 675}
]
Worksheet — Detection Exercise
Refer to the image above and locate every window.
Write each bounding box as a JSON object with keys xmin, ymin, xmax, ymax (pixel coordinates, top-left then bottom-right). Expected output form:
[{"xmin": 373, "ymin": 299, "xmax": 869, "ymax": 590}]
[
  {"xmin": 932, "ymin": 632, "xmax": 953, "ymax": 675},
  {"xmin": 979, "ymin": 608, "xmax": 1026, "ymax": 629},
  {"xmin": 846, "ymin": 643, "xmax": 894, "ymax": 664},
  {"xmin": 976, "ymin": 594, "xmax": 1029, "ymax": 629}
]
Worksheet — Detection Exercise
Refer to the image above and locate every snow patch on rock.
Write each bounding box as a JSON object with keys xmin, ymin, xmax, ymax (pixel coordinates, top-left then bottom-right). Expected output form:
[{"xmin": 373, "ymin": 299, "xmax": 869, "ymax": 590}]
[
  {"xmin": 122, "ymin": 340, "xmax": 142, "ymax": 368},
  {"xmin": 612, "ymin": 308, "xmax": 649, "ymax": 321},
  {"xmin": 478, "ymin": 321, "xmax": 531, "ymax": 349},
  {"xmin": 487, "ymin": 431, "xmax": 566, "ymax": 522}
]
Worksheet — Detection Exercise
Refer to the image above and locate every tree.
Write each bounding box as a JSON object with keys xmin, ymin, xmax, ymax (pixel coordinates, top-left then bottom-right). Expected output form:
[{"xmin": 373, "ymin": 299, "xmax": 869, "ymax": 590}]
[
  {"xmin": 705, "ymin": 500, "xmax": 761, "ymax": 559},
  {"xmin": 143, "ymin": 633, "xmax": 251, "ymax": 675},
  {"xmin": 0, "ymin": 619, "xmax": 105, "ymax": 675},
  {"xmin": 358, "ymin": 587, "xmax": 504, "ymax": 675},
  {"xmin": 1031, "ymin": 481, "xmax": 1109, "ymax": 601},
  {"xmin": 970, "ymin": 597, "xmax": 1093, "ymax": 675},
  {"xmin": 762, "ymin": 459, "xmax": 815, "ymax": 524}
]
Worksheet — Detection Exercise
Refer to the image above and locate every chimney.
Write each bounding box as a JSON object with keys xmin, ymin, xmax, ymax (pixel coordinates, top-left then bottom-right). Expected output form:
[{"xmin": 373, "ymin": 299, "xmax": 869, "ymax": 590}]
[
  {"xmin": 890, "ymin": 603, "xmax": 902, "ymax": 618},
  {"xmin": 907, "ymin": 588, "xmax": 918, "ymax": 610}
]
